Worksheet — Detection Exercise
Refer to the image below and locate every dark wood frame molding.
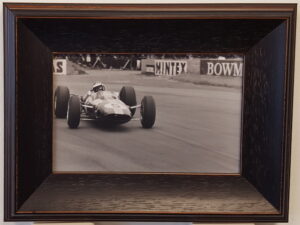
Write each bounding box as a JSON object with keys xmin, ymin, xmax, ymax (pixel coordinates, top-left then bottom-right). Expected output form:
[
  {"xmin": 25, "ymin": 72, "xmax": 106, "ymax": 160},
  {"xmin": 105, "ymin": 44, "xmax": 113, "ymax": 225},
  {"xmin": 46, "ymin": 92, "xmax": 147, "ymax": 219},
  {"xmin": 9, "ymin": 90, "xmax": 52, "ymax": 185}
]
[{"xmin": 3, "ymin": 3, "xmax": 297, "ymax": 222}]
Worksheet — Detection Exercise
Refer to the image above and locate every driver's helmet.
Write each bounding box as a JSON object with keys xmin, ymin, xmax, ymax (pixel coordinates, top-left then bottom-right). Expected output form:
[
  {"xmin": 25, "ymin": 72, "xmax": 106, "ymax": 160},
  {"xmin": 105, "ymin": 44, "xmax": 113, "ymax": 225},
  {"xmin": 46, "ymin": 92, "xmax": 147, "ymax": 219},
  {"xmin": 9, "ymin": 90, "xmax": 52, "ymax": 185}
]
[{"xmin": 92, "ymin": 82, "xmax": 105, "ymax": 92}]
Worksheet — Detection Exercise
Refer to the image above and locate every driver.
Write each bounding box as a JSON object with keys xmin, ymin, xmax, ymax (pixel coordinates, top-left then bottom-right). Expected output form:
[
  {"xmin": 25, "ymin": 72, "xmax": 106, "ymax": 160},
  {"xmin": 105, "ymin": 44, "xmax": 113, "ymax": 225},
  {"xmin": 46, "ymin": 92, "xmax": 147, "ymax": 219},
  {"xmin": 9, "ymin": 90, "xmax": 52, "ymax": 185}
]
[
  {"xmin": 82, "ymin": 82, "xmax": 106, "ymax": 103},
  {"xmin": 91, "ymin": 82, "xmax": 106, "ymax": 92}
]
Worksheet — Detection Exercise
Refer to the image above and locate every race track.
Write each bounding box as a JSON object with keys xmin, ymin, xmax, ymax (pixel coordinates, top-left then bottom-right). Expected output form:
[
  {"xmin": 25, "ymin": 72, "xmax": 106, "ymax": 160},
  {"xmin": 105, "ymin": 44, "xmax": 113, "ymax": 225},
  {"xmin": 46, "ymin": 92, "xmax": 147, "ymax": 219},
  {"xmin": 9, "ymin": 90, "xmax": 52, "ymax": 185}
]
[{"xmin": 53, "ymin": 70, "xmax": 242, "ymax": 173}]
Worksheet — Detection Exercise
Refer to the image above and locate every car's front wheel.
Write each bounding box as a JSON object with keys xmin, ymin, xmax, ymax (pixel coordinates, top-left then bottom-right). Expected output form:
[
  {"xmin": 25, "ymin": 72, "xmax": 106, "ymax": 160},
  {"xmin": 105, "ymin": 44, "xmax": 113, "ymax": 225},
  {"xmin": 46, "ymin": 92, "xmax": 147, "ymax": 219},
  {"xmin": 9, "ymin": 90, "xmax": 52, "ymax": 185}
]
[
  {"xmin": 67, "ymin": 95, "xmax": 81, "ymax": 129},
  {"xmin": 140, "ymin": 96, "xmax": 156, "ymax": 128}
]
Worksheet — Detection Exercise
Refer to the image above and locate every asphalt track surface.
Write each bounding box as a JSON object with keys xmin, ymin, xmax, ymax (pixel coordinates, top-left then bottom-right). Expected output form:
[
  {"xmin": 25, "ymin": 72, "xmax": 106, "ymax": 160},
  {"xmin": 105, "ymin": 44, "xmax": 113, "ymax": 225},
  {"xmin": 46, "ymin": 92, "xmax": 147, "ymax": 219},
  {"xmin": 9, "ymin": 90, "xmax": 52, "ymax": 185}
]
[{"xmin": 53, "ymin": 70, "xmax": 242, "ymax": 173}]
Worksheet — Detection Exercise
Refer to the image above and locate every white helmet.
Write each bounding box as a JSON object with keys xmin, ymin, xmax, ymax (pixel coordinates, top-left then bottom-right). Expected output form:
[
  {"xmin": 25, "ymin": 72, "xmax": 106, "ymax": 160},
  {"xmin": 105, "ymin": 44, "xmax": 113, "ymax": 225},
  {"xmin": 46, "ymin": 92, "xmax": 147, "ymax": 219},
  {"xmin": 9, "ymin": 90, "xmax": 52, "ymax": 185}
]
[{"xmin": 92, "ymin": 82, "xmax": 105, "ymax": 92}]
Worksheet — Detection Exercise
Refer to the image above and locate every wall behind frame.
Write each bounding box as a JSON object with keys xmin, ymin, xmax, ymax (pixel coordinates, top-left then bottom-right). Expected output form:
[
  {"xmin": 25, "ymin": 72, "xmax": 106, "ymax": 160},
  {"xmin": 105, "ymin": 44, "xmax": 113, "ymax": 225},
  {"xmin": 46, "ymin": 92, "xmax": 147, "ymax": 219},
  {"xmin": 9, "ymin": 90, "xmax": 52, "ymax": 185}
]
[{"xmin": 0, "ymin": 1, "xmax": 299, "ymax": 225}]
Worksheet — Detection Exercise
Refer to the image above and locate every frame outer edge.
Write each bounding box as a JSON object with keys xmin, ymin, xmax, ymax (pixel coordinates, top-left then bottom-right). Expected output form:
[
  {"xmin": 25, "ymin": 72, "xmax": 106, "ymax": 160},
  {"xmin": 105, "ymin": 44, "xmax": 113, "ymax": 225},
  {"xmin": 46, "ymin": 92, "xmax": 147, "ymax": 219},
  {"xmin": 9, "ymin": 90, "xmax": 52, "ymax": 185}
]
[
  {"xmin": 2, "ymin": 3, "xmax": 297, "ymax": 12},
  {"xmin": 282, "ymin": 5, "xmax": 297, "ymax": 222},
  {"xmin": 3, "ymin": 4, "xmax": 17, "ymax": 221}
]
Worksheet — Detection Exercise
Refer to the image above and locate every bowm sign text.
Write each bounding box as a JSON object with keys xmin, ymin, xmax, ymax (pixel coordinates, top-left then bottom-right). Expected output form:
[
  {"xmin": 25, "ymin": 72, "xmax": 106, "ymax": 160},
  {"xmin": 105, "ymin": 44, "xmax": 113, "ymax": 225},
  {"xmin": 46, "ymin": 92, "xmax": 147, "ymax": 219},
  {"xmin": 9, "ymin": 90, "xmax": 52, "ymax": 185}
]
[{"xmin": 200, "ymin": 59, "xmax": 243, "ymax": 77}]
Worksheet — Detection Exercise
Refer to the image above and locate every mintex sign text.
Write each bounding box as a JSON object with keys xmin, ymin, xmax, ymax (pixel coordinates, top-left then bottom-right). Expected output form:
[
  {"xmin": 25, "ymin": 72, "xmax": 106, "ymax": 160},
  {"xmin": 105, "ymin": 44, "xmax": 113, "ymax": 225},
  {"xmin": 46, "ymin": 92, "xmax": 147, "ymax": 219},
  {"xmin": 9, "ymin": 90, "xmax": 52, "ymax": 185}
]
[
  {"xmin": 155, "ymin": 60, "xmax": 187, "ymax": 76},
  {"xmin": 200, "ymin": 59, "xmax": 243, "ymax": 77}
]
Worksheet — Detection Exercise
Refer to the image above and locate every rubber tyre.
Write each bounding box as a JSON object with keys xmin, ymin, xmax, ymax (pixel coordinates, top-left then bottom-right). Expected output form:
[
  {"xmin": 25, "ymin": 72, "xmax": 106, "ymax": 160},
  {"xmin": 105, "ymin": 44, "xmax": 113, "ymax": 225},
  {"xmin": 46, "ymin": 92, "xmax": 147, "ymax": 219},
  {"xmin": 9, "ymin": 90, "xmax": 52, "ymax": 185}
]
[
  {"xmin": 141, "ymin": 96, "xmax": 156, "ymax": 128},
  {"xmin": 67, "ymin": 95, "xmax": 81, "ymax": 129},
  {"xmin": 119, "ymin": 86, "xmax": 137, "ymax": 116},
  {"xmin": 54, "ymin": 86, "xmax": 70, "ymax": 118}
]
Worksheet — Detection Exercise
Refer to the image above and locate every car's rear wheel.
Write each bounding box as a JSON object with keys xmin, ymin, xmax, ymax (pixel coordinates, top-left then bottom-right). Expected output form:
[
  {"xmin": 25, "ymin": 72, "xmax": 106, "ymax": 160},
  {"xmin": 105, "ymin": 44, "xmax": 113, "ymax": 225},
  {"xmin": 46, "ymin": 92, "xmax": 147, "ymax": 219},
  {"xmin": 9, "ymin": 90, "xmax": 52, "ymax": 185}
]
[
  {"xmin": 140, "ymin": 96, "xmax": 156, "ymax": 128},
  {"xmin": 119, "ymin": 86, "xmax": 137, "ymax": 116},
  {"xmin": 67, "ymin": 95, "xmax": 81, "ymax": 129},
  {"xmin": 54, "ymin": 86, "xmax": 70, "ymax": 118}
]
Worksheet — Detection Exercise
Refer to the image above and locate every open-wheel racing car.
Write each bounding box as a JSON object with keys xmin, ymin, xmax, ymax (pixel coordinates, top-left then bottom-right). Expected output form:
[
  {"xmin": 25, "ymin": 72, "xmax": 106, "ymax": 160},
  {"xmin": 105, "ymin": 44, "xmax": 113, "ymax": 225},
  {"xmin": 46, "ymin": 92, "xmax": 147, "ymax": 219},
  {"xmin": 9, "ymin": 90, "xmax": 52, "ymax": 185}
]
[{"xmin": 54, "ymin": 83, "xmax": 156, "ymax": 129}]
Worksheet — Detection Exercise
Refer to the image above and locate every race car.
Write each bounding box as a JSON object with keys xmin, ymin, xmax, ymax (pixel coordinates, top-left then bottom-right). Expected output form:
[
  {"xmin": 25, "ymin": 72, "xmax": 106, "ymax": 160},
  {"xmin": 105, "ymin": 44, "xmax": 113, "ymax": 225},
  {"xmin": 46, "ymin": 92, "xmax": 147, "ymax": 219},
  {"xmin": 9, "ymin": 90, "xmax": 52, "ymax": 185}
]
[{"xmin": 54, "ymin": 84, "xmax": 156, "ymax": 129}]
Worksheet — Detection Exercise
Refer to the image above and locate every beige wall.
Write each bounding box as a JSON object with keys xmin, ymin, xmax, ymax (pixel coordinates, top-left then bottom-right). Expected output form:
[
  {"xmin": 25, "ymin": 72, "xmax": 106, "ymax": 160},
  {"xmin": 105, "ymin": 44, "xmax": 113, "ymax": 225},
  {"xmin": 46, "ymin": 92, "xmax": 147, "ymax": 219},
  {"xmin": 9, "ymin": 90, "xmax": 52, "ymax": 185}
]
[{"xmin": 0, "ymin": 1, "xmax": 299, "ymax": 225}]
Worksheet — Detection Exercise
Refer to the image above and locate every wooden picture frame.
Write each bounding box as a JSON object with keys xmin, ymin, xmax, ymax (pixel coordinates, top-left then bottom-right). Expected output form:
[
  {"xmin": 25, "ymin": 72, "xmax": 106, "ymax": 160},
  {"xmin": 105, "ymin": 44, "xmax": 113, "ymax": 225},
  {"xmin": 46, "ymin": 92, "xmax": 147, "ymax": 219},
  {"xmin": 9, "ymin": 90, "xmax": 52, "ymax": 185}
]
[{"xmin": 3, "ymin": 3, "xmax": 296, "ymax": 222}]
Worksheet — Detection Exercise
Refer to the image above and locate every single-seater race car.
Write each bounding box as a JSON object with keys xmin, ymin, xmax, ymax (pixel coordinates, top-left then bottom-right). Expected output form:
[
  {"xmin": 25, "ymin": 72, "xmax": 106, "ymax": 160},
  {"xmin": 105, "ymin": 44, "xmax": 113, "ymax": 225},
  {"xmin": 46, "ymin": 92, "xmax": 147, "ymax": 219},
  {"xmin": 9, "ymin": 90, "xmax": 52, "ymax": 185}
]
[{"xmin": 54, "ymin": 83, "xmax": 156, "ymax": 129}]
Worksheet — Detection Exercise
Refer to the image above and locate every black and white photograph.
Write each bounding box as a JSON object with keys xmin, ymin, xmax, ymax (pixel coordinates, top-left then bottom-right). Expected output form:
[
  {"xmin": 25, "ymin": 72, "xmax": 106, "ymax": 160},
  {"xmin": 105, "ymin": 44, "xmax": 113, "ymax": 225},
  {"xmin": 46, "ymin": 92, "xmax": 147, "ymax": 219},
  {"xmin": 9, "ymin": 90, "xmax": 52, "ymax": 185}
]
[{"xmin": 53, "ymin": 53, "xmax": 243, "ymax": 173}]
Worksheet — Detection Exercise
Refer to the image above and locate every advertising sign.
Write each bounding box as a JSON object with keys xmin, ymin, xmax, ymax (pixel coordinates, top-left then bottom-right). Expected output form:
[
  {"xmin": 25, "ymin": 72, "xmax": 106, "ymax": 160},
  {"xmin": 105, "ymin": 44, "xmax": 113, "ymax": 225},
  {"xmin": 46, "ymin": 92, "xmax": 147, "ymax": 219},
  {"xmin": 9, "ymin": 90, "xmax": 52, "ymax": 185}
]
[
  {"xmin": 155, "ymin": 60, "xmax": 187, "ymax": 76},
  {"xmin": 53, "ymin": 59, "xmax": 67, "ymax": 75},
  {"xmin": 200, "ymin": 59, "xmax": 243, "ymax": 77}
]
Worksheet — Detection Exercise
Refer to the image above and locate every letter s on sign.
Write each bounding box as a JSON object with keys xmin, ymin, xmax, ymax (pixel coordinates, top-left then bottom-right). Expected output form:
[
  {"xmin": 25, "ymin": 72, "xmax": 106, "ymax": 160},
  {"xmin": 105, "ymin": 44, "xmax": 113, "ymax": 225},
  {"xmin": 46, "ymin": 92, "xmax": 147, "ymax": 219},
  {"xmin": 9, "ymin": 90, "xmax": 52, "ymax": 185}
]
[
  {"xmin": 56, "ymin": 61, "xmax": 63, "ymax": 73},
  {"xmin": 53, "ymin": 59, "xmax": 67, "ymax": 75}
]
